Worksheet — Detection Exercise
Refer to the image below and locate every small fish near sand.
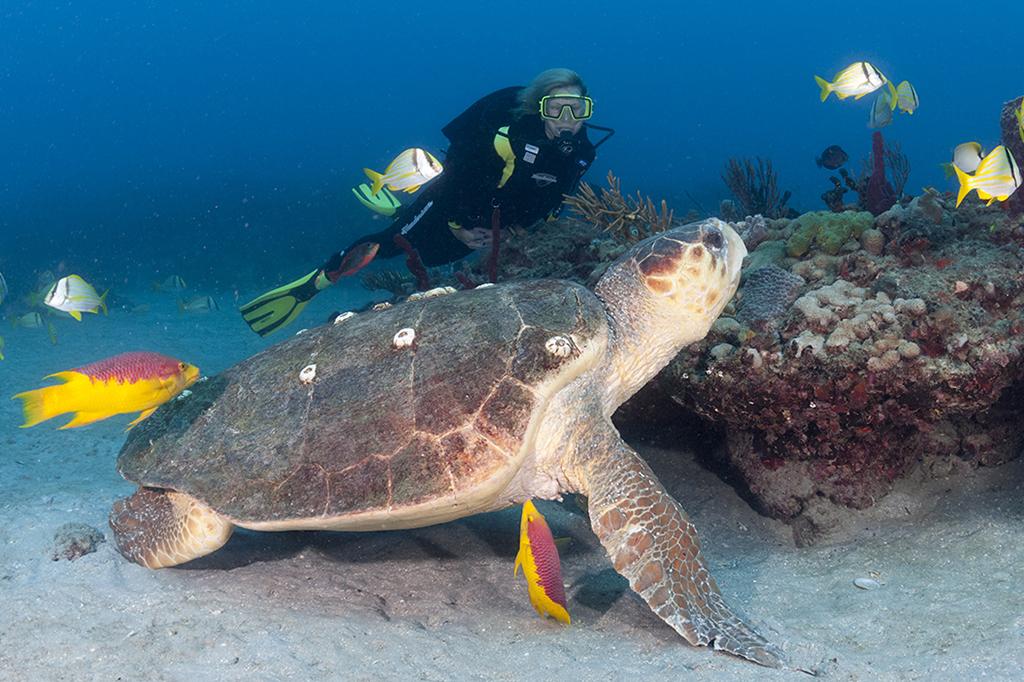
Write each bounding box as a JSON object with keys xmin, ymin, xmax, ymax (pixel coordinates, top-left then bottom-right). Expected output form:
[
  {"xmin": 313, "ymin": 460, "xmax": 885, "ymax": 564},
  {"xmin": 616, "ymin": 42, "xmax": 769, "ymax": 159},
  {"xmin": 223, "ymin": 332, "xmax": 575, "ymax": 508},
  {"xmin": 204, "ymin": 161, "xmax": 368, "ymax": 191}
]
[
  {"xmin": 0, "ymin": 335, "xmax": 5, "ymax": 360},
  {"xmin": 514, "ymin": 500, "xmax": 570, "ymax": 625},
  {"xmin": 953, "ymin": 145, "xmax": 1022, "ymax": 207},
  {"xmin": 13, "ymin": 351, "xmax": 200, "ymax": 430},
  {"xmin": 816, "ymin": 145, "xmax": 848, "ymax": 170},
  {"xmin": 815, "ymin": 61, "xmax": 887, "ymax": 101},
  {"xmin": 11, "ymin": 311, "xmax": 45, "ymax": 328},
  {"xmin": 44, "ymin": 275, "xmax": 108, "ymax": 321},
  {"xmin": 0, "ymin": 271, "xmax": 8, "ymax": 305},
  {"xmin": 364, "ymin": 148, "xmax": 443, "ymax": 195},
  {"xmin": 177, "ymin": 295, "xmax": 219, "ymax": 313},
  {"xmin": 153, "ymin": 275, "xmax": 187, "ymax": 292}
]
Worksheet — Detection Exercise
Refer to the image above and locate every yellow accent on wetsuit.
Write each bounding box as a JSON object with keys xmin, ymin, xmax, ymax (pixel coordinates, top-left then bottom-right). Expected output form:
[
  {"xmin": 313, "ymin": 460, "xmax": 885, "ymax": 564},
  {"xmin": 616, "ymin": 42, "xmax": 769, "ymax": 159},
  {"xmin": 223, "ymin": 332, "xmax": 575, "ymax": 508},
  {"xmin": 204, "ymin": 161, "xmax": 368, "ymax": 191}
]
[{"xmin": 493, "ymin": 126, "xmax": 515, "ymax": 189}]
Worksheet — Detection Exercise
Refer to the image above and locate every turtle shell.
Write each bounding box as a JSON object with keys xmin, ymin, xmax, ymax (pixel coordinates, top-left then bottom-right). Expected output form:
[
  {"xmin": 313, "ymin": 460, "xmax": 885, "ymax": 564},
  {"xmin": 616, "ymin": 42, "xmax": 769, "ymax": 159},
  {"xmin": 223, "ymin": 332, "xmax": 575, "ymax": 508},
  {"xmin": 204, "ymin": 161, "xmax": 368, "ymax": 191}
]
[{"xmin": 117, "ymin": 279, "xmax": 607, "ymax": 529}]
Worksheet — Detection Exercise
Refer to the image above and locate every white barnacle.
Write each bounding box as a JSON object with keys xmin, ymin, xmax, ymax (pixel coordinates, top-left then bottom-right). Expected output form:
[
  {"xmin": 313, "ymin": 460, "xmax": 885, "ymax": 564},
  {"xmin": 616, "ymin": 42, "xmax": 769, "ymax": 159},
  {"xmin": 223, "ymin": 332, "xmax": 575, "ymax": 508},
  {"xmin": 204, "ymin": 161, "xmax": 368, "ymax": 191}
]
[
  {"xmin": 299, "ymin": 364, "xmax": 317, "ymax": 384},
  {"xmin": 175, "ymin": 389, "xmax": 193, "ymax": 401},
  {"xmin": 333, "ymin": 311, "xmax": 356, "ymax": 325},
  {"xmin": 393, "ymin": 327, "xmax": 416, "ymax": 349},
  {"xmin": 475, "ymin": 282, "xmax": 496, "ymax": 289},
  {"xmin": 294, "ymin": 328, "xmax": 308, "ymax": 336},
  {"xmin": 407, "ymin": 286, "xmax": 456, "ymax": 301},
  {"xmin": 545, "ymin": 335, "xmax": 574, "ymax": 358},
  {"xmin": 372, "ymin": 301, "xmax": 393, "ymax": 312}
]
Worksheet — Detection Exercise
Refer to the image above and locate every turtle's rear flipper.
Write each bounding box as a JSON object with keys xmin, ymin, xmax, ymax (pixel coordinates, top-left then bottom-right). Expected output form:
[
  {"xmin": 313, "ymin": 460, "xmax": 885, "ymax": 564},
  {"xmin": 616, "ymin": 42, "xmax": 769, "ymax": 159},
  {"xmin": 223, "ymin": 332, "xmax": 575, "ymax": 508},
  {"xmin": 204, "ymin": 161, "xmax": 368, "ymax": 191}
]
[
  {"xmin": 580, "ymin": 437, "xmax": 786, "ymax": 669},
  {"xmin": 110, "ymin": 488, "xmax": 234, "ymax": 569}
]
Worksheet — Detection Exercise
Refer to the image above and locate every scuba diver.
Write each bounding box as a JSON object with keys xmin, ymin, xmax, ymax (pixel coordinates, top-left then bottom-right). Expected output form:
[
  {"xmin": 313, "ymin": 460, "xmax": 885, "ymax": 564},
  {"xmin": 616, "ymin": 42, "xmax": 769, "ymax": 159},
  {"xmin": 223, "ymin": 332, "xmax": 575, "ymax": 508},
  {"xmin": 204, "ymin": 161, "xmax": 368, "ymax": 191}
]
[{"xmin": 240, "ymin": 67, "xmax": 613, "ymax": 336}]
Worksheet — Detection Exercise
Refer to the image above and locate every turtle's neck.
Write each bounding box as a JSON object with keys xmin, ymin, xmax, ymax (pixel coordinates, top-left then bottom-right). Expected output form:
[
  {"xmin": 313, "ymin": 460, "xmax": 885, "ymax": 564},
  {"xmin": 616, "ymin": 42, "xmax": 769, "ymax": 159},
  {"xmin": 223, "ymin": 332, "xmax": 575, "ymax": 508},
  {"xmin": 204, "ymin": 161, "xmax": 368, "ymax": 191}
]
[{"xmin": 594, "ymin": 267, "xmax": 710, "ymax": 418}]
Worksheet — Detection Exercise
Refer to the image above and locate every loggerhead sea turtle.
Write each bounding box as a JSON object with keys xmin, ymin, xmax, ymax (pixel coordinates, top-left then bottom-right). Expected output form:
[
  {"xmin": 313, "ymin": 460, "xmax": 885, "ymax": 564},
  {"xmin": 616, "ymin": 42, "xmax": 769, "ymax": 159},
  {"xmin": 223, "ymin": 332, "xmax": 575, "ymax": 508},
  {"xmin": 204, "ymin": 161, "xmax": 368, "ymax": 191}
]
[{"xmin": 110, "ymin": 218, "xmax": 784, "ymax": 667}]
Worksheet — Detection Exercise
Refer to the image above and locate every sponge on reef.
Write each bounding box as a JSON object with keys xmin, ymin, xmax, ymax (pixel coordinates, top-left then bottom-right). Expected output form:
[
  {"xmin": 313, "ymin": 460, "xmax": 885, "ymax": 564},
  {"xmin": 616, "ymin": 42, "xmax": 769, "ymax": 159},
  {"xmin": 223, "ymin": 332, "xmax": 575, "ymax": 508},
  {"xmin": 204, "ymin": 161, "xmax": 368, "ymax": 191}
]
[{"xmin": 786, "ymin": 210, "xmax": 874, "ymax": 257}]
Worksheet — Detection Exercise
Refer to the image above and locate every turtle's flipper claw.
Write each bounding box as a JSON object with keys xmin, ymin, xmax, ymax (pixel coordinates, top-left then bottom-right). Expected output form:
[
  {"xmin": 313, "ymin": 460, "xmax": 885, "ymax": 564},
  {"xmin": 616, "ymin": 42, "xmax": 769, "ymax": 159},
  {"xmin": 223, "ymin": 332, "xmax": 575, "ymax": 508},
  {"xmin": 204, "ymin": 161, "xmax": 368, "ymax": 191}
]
[{"xmin": 708, "ymin": 608, "xmax": 787, "ymax": 668}]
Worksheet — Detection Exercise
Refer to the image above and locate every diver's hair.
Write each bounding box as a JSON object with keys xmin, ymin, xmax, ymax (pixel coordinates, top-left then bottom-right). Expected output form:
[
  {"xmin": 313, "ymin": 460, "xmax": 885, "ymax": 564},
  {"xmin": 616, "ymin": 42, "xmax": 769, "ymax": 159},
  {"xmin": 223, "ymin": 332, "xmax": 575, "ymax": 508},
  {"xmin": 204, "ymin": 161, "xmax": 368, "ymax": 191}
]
[{"xmin": 514, "ymin": 68, "xmax": 588, "ymax": 119}]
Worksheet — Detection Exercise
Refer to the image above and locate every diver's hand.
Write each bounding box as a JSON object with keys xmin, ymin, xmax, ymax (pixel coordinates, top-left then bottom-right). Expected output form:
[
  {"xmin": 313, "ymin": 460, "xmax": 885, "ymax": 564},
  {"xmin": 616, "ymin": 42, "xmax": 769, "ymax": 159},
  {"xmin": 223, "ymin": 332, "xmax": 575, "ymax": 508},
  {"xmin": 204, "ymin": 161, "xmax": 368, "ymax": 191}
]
[{"xmin": 452, "ymin": 227, "xmax": 497, "ymax": 250}]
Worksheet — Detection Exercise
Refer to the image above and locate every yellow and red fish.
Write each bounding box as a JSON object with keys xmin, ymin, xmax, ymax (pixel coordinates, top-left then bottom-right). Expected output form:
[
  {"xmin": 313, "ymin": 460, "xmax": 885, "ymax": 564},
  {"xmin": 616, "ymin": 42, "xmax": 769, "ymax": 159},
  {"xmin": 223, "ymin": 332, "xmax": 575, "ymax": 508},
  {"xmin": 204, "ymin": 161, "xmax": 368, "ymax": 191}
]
[
  {"xmin": 514, "ymin": 500, "xmax": 570, "ymax": 625},
  {"xmin": 13, "ymin": 351, "xmax": 199, "ymax": 430}
]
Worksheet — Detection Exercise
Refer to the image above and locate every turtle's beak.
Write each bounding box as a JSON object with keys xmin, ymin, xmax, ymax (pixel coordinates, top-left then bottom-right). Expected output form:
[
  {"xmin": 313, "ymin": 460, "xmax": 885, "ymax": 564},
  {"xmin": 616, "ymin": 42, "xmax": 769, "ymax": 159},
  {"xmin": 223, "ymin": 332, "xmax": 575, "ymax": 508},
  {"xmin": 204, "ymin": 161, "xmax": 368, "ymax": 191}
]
[{"xmin": 705, "ymin": 219, "xmax": 747, "ymax": 294}]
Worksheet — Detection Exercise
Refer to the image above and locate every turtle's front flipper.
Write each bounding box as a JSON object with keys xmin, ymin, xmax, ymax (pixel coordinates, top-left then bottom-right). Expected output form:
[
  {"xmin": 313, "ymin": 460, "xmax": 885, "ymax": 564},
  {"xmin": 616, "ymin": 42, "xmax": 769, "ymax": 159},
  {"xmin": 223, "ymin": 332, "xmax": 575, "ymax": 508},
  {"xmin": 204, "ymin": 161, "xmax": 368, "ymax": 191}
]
[
  {"xmin": 110, "ymin": 488, "xmax": 234, "ymax": 569},
  {"xmin": 579, "ymin": 437, "xmax": 785, "ymax": 668}
]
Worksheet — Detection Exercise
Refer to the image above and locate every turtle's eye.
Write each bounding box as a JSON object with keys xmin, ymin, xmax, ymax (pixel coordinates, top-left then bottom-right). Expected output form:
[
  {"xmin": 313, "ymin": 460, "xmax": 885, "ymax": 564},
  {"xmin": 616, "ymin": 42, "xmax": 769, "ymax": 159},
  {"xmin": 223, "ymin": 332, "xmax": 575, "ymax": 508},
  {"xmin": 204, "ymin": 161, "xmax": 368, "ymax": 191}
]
[{"xmin": 702, "ymin": 228, "xmax": 723, "ymax": 250}]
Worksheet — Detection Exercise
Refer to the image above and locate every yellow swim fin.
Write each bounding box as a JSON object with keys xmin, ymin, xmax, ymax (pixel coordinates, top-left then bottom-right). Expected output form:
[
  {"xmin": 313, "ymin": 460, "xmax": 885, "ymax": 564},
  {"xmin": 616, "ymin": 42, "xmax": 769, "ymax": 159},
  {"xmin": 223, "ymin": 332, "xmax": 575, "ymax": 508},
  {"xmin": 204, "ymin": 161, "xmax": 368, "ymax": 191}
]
[
  {"xmin": 352, "ymin": 183, "xmax": 401, "ymax": 216},
  {"xmin": 239, "ymin": 269, "xmax": 331, "ymax": 337}
]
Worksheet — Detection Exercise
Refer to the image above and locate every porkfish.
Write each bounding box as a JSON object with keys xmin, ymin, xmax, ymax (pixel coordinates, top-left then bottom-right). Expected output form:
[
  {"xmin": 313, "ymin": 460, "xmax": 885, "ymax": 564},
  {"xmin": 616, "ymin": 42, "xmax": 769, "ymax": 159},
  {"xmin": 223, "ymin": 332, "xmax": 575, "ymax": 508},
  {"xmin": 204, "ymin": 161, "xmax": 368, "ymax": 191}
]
[
  {"xmin": 364, "ymin": 148, "xmax": 443, "ymax": 195},
  {"xmin": 514, "ymin": 500, "xmax": 570, "ymax": 625},
  {"xmin": 13, "ymin": 351, "xmax": 199, "ymax": 430}
]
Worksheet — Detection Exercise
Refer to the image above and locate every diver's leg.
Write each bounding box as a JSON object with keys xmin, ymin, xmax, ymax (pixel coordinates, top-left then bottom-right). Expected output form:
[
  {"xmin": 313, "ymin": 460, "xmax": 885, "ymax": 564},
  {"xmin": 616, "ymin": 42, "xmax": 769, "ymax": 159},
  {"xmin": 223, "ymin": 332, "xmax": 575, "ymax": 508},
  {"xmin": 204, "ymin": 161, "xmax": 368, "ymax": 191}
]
[{"xmin": 322, "ymin": 186, "xmax": 442, "ymax": 280}]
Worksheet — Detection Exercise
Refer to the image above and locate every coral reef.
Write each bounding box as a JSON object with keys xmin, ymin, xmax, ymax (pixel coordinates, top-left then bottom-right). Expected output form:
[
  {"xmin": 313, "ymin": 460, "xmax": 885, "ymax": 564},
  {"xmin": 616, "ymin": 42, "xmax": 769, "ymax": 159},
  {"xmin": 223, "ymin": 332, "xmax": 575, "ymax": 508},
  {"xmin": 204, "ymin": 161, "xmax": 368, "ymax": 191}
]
[
  {"xmin": 563, "ymin": 171, "xmax": 673, "ymax": 243},
  {"xmin": 658, "ymin": 203, "xmax": 1024, "ymax": 545},
  {"xmin": 785, "ymin": 210, "xmax": 873, "ymax": 257},
  {"xmin": 722, "ymin": 157, "xmax": 793, "ymax": 219},
  {"xmin": 735, "ymin": 265, "xmax": 805, "ymax": 328},
  {"xmin": 999, "ymin": 96, "xmax": 1024, "ymax": 218}
]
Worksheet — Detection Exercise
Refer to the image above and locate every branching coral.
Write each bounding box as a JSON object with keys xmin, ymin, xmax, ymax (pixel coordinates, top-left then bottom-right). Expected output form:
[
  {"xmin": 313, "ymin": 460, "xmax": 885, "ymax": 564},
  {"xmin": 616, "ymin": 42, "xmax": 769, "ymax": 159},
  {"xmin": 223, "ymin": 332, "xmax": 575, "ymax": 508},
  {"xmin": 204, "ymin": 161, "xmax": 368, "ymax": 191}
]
[
  {"xmin": 883, "ymin": 139, "xmax": 911, "ymax": 199},
  {"xmin": 722, "ymin": 157, "xmax": 792, "ymax": 219},
  {"xmin": 563, "ymin": 171, "xmax": 674, "ymax": 242},
  {"xmin": 360, "ymin": 265, "xmax": 453, "ymax": 296}
]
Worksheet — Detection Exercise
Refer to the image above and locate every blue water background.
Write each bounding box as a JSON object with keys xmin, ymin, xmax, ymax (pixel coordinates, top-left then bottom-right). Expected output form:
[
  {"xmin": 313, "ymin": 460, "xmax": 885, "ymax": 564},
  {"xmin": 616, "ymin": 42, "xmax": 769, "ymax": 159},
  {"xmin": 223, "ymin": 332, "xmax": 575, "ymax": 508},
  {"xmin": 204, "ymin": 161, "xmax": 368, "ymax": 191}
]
[{"xmin": 1, "ymin": 0, "xmax": 1021, "ymax": 289}]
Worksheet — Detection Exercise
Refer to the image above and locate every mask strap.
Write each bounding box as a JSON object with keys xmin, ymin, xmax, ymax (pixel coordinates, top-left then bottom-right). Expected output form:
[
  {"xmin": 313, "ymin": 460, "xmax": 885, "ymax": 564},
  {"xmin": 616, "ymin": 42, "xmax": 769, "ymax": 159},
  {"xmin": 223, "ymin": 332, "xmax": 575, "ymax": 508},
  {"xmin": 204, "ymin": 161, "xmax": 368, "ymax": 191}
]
[{"xmin": 583, "ymin": 122, "xmax": 616, "ymax": 149}]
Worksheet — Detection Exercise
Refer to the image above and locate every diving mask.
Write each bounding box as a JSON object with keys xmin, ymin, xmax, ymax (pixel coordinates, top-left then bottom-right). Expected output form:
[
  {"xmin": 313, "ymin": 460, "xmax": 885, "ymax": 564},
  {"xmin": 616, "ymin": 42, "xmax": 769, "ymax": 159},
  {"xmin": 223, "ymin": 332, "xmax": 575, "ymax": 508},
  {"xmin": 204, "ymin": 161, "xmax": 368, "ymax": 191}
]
[{"xmin": 539, "ymin": 94, "xmax": 593, "ymax": 121}]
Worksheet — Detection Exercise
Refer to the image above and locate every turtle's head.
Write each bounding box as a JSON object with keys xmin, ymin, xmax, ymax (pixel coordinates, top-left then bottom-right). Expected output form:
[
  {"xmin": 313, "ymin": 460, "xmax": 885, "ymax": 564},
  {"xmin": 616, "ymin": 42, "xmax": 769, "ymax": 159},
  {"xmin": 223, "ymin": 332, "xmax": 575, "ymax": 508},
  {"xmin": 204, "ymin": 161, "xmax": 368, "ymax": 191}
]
[{"xmin": 596, "ymin": 218, "xmax": 746, "ymax": 411}]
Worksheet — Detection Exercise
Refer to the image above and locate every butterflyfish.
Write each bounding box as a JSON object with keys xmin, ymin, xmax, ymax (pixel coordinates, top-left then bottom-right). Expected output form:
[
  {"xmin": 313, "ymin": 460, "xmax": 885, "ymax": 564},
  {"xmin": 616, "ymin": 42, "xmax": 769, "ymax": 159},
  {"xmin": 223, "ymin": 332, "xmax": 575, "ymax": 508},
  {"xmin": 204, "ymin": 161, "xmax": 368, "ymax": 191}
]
[
  {"xmin": 953, "ymin": 142, "xmax": 985, "ymax": 174},
  {"xmin": 952, "ymin": 145, "xmax": 1021, "ymax": 208},
  {"xmin": 514, "ymin": 500, "xmax": 570, "ymax": 625},
  {"xmin": 893, "ymin": 80, "xmax": 919, "ymax": 114},
  {"xmin": 869, "ymin": 87, "xmax": 894, "ymax": 129}
]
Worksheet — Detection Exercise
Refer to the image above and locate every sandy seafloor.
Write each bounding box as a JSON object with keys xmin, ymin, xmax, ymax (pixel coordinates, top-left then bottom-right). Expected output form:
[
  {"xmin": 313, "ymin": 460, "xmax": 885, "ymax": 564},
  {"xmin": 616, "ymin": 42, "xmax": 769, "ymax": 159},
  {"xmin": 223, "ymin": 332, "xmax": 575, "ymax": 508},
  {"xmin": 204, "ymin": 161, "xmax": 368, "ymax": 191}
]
[{"xmin": 0, "ymin": 281, "xmax": 1022, "ymax": 681}]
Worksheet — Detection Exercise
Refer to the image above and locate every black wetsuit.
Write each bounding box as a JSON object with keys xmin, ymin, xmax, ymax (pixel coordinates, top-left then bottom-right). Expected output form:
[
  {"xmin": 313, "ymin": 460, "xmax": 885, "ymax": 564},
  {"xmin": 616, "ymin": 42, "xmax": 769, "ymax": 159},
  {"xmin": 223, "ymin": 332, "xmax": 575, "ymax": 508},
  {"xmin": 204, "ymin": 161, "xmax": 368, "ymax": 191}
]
[{"xmin": 324, "ymin": 87, "xmax": 597, "ymax": 274}]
